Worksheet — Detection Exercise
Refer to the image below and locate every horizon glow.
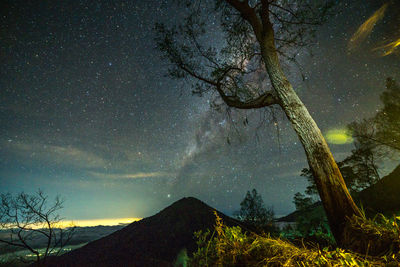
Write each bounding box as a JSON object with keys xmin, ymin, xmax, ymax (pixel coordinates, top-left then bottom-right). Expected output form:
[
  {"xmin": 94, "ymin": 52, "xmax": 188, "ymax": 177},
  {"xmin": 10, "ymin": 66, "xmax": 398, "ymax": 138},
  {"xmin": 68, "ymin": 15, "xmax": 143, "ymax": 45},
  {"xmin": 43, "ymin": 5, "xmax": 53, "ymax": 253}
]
[{"xmin": 60, "ymin": 217, "xmax": 142, "ymax": 228}]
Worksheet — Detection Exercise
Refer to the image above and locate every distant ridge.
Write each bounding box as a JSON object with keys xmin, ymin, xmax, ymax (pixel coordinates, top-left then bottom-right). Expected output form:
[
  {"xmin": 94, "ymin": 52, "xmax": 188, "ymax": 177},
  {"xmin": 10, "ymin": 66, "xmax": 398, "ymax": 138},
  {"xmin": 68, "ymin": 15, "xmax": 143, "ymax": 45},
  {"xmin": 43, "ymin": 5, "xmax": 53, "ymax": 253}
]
[
  {"xmin": 277, "ymin": 201, "xmax": 322, "ymax": 222},
  {"xmin": 357, "ymin": 164, "xmax": 400, "ymax": 216},
  {"xmin": 278, "ymin": 164, "xmax": 400, "ymax": 222},
  {"xmin": 45, "ymin": 197, "xmax": 248, "ymax": 267}
]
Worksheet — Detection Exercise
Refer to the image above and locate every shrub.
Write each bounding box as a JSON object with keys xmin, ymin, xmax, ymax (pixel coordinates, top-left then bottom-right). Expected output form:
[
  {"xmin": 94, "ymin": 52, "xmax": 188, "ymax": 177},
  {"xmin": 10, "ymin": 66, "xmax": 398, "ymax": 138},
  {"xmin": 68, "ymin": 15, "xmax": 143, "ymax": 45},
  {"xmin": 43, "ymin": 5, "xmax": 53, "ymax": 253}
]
[{"xmin": 189, "ymin": 211, "xmax": 400, "ymax": 266}]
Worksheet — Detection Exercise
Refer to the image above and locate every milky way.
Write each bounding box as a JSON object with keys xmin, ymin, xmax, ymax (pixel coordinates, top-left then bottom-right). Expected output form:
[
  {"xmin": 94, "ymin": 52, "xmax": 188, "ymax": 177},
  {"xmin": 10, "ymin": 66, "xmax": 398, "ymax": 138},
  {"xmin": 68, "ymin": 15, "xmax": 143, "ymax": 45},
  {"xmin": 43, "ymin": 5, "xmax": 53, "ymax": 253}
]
[{"xmin": 1, "ymin": 0, "xmax": 399, "ymax": 220}]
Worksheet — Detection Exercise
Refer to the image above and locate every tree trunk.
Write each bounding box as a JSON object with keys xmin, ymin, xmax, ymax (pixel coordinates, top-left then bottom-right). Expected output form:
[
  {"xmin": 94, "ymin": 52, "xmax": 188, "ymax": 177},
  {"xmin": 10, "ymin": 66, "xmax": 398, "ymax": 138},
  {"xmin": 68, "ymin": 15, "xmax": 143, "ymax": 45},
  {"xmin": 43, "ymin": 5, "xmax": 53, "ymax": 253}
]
[{"xmin": 260, "ymin": 36, "xmax": 362, "ymax": 246}]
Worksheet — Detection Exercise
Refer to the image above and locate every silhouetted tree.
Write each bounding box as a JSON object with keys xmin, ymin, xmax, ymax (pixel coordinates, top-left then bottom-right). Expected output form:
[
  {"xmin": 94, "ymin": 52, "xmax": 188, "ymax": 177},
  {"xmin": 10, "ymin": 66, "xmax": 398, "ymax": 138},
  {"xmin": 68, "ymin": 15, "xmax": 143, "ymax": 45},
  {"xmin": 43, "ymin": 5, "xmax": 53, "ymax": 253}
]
[
  {"xmin": 293, "ymin": 79, "xmax": 399, "ymax": 245},
  {"xmin": 350, "ymin": 78, "xmax": 400, "ymax": 154},
  {"xmin": 155, "ymin": 0, "xmax": 362, "ymax": 247},
  {"xmin": 341, "ymin": 143, "xmax": 380, "ymax": 191},
  {"xmin": 235, "ymin": 189, "xmax": 274, "ymax": 231},
  {"xmin": 292, "ymin": 192, "xmax": 333, "ymax": 244},
  {"xmin": 300, "ymin": 140, "xmax": 380, "ymax": 197},
  {"xmin": 375, "ymin": 78, "xmax": 400, "ymax": 149},
  {"xmin": 293, "ymin": 192, "xmax": 313, "ymax": 211},
  {"xmin": 0, "ymin": 190, "xmax": 75, "ymax": 266}
]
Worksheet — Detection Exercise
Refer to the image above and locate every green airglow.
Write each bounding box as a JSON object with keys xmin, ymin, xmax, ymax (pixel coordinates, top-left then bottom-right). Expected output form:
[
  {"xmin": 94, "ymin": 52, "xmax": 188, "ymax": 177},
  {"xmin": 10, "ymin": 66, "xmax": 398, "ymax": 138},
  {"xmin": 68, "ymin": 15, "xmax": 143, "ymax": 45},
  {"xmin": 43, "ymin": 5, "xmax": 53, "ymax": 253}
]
[{"xmin": 325, "ymin": 129, "xmax": 353, "ymax": 144}]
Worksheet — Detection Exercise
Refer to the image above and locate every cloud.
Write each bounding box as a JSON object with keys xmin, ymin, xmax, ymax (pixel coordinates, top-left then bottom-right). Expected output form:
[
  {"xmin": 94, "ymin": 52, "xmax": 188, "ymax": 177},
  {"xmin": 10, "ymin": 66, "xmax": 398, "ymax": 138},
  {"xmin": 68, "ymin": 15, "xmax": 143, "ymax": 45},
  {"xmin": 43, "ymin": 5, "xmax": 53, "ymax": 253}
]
[
  {"xmin": 88, "ymin": 171, "xmax": 174, "ymax": 180},
  {"xmin": 5, "ymin": 141, "xmax": 107, "ymax": 169}
]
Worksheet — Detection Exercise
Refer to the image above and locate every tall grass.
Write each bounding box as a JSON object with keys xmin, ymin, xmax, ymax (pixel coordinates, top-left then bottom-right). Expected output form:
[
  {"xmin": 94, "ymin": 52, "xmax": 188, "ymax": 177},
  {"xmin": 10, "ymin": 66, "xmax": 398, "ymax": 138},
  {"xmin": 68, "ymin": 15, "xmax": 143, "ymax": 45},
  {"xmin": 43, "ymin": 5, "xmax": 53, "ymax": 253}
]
[{"xmin": 189, "ymin": 211, "xmax": 400, "ymax": 266}]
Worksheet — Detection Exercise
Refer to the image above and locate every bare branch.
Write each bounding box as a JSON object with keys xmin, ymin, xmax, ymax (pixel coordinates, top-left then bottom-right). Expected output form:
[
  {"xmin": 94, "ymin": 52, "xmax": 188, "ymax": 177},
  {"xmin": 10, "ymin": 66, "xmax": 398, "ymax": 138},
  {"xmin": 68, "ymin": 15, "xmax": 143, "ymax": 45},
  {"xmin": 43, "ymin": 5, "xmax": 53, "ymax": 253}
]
[
  {"xmin": 0, "ymin": 238, "xmax": 28, "ymax": 249},
  {"xmin": 17, "ymin": 229, "xmax": 39, "ymax": 257},
  {"xmin": 0, "ymin": 190, "xmax": 74, "ymax": 265},
  {"xmin": 225, "ymin": 0, "xmax": 263, "ymax": 40},
  {"xmin": 260, "ymin": 0, "xmax": 270, "ymax": 28},
  {"xmin": 216, "ymin": 85, "xmax": 278, "ymax": 109}
]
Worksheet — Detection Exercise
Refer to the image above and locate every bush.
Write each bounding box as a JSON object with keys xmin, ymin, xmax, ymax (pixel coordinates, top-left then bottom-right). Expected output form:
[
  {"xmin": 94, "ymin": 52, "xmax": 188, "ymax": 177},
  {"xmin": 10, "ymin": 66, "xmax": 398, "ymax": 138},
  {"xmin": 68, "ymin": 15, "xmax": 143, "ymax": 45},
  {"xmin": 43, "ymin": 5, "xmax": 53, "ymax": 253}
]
[
  {"xmin": 189, "ymin": 211, "xmax": 400, "ymax": 266},
  {"xmin": 341, "ymin": 213, "xmax": 400, "ymax": 256}
]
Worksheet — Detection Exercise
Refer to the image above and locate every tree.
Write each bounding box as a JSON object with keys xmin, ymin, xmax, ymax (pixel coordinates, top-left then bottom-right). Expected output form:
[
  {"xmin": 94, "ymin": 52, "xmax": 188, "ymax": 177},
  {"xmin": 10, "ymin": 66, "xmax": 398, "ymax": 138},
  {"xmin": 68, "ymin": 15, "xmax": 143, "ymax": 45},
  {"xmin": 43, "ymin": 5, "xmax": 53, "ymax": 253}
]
[
  {"xmin": 300, "ymin": 79, "xmax": 400, "ymax": 199},
  {"xmin": 293, "ymin": 192, "xmax": 313, "ymax": 211},
  {"xmin": 235, "ymin": 189, "xmax": 274, "ymax": 231},
  {"xmin": 300, "ymin": 139, "xmax": 380, "ymax": 197},
  {"xmin": 0, "ymin": 190, "xmax": 75, "ymax": 266},
  {"xmin": 375, "ymin": 78, "xmax": 400, "ymax": 150},
  {"xmin": 350, "ymin": 78, "xmax": 400, "ymax": 154},
  {"xmin": 292, "ymin": 192, "xmax": 333, "ymax": 245},
  {"xmin": 341, "ymin": 142, "xmax": 380, "ymax": 192},
  {"xmin": 155, "ymin": 0, "xmax": 362, "ymax": 247}
]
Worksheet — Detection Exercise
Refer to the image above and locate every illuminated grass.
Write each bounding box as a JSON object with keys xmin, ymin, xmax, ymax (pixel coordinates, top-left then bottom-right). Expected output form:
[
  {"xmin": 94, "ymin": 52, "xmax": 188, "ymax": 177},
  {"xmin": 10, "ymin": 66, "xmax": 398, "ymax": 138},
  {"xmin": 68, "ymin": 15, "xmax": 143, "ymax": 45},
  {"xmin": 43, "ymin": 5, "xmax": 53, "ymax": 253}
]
[{"xmin": 189, "ymin": 211, "xmax": 400, "ymax": 266}]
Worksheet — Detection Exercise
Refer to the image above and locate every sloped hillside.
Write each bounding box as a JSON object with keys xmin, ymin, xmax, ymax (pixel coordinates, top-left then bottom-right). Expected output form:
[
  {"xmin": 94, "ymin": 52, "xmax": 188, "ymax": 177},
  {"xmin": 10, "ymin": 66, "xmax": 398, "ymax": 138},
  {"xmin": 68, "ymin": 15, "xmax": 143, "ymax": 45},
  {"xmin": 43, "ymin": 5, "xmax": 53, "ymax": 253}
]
[
  {"xmin": 45, "ymin": 197, "xmax": 248, "ymax": 267},
  {"xmin": 358, "ymin": 164, "xmax": 400, "ymax": 216},
  {"xmin": 279, "ymin": 165, "xmax": 400, "ymax": 223}
]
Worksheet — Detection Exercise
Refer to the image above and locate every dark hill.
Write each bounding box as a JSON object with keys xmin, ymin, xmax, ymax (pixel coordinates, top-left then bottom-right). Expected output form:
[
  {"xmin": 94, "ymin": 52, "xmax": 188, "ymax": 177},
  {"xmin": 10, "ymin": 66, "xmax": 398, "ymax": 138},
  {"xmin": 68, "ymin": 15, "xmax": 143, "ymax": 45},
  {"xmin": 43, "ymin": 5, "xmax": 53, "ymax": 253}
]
[
  {"xmin": 279, "ymin": 164, "xmax": 400, "ymax": 222},
  {"xmin": 277, "ymin": 201, "xmax": 322, "ymax": 222},
  {"xmin": 357, "ymin": 164, "xmax": 400, "ymax": 216},
  {"xmin": 45, "ymin": 197, "xmax": 249, "ymax": 267}
]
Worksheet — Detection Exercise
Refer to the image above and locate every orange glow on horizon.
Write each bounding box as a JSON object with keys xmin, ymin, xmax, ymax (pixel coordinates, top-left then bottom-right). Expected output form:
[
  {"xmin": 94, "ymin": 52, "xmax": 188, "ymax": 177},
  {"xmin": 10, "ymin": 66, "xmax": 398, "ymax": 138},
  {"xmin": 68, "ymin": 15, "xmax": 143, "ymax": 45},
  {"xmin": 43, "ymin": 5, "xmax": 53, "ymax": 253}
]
[
  {"xmin": 59, "ymin": 217, "xmax": 142, "ymax": 228},
  {"xmin": 0, "ymin": 218, "xmax": 142, "ymax": 230}
]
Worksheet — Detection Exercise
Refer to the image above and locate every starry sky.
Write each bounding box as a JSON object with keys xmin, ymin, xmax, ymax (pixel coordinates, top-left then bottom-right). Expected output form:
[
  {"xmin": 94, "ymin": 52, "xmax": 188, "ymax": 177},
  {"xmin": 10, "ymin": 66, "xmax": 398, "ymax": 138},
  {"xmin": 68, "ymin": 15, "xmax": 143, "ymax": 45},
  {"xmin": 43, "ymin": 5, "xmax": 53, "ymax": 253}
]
[{"xmin": 1, "ymin": 0, "xmax": 399, "ymax": 221}]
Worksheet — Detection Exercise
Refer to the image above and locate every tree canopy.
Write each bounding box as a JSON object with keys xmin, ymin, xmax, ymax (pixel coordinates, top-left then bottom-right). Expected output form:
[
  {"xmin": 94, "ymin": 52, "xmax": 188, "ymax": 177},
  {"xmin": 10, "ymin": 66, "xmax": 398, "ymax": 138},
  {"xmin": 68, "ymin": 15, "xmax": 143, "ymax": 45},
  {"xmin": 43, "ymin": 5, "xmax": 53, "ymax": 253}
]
[
  {"xmin": 155, "ymin": 0, "xmax": 334, "ymax": 110},
  {"xmin": 235, "ymin": 189, "xmax": 274, "ymax": 230},
  {"xmin": 300, "ymin": 140, "xmax": 380, "ymax": 197},
  {"xmin": 350, "ymin": 78, "xmax": 400, "ymax": 155}
]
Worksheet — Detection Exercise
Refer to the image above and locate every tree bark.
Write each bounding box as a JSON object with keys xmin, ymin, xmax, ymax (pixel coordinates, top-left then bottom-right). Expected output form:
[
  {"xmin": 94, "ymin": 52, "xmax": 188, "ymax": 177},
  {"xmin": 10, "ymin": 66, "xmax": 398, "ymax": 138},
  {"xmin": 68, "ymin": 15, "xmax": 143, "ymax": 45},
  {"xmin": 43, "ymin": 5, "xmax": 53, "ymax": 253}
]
[{"xmin": 259, "ymin": 28, "xmax": 362, "ymax": 245}]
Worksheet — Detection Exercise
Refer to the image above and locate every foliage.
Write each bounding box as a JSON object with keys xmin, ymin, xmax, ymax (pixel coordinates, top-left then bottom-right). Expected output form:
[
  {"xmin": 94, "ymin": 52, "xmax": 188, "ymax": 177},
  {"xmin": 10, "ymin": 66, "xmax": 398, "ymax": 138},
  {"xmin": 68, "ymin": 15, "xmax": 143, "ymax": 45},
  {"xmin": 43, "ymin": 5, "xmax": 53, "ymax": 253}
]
[
  {"xmin": 341, "ymin": 211, "xmax": 400, "ymax": 256},
  {"xmin": 174, "ymin": 248, "xmax": 189, "ymax": 267},
  {"xmin": 295, "ymin": 136, "xmax": 382, "ymax": 242},
  {"xmin": 291, "ymin": 78, "xmax": 400, "ymax": 245},
  {"xmin": 287, "ymin": 193, "xmax": 335, "ymax": 246},
  {"xmin": 350, "ymin": 77, "xmax": 400, "ymax": 155},
  {"xmin": 0, "ymin": 190, "xmax": 75, "ymax": 265},
  {"xmin": 301, "ymin": 76, "xmax": 398, "ymax": 196},
  {"xmin": 300, "ymin": 146, "xmax": 380, "ymax": 197},
  {"xmin": 375, "ymin": 78, "xmax": 400, "ymax": 151},
  {"xmin": 235, "ymin": 189, "xmax": 276, "ymax": 233},
  {"xmin": 190, "ymin": 212, "xmax": 400, "ymax": 266},
  {"xmin": 293, "ymin": 192, "xmax": 313, "ymax": 211},
  {"xmin": 155, "ymin": 1, "xmax": 336, "ymax": 106}
]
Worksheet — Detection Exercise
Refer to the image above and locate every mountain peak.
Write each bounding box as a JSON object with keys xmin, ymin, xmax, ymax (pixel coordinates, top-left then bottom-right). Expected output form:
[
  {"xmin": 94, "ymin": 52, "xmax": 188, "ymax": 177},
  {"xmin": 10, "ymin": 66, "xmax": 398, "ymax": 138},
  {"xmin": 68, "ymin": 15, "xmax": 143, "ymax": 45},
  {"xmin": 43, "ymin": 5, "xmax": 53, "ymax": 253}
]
[{"xmin": 45, "ymin": 197, "xmax": 243, "ymax": 267}]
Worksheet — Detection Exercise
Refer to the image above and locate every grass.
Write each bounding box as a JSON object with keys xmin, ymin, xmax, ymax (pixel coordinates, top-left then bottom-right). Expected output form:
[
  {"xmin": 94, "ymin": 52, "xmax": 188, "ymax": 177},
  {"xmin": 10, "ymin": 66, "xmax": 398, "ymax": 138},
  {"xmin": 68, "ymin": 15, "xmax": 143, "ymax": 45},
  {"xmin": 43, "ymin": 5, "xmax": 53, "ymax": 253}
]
[{"xmin": 189, "ymin": 211, "xmax": 400, "ymax": 266}]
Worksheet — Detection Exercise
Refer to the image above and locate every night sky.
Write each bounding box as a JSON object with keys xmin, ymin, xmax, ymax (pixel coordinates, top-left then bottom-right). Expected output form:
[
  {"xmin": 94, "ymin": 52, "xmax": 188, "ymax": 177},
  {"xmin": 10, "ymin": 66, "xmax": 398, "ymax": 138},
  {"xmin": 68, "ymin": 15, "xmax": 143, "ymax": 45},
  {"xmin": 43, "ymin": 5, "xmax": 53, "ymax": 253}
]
[{"xmin": 1, "ymin": 0, "xmax": 399, "ymax": 221}]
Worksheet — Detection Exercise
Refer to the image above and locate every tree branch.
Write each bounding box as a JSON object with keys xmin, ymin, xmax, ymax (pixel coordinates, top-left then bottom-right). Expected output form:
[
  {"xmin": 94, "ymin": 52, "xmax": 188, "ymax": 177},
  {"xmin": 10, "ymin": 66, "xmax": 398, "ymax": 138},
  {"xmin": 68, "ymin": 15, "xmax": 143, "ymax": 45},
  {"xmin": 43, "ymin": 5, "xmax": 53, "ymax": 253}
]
[
  {"xmin": 17, "ymin": 230, "xmax": 38, "ymax": 257},
  {"xmin": 260, "ymin": 0, "xmax": 270, "ymax": 28},
  {"xmin": 0, "ymin": 238, "xmax": 28, "ymax": 249},
  {"xmin": 225, "ymin": 0, "xmax": 263, "ymax": 40},
  {"xmin": 216, "ymin": 85, "xmax": 278, "ymax": 109},
  {"xmin": 176, "ymin": 56, "xmax": 279, "ymax": 109},
  {"xmin": 353, "ymin": 133, "xmax": 400, "ymax": 151},
  {"xmin": 179, "ymin": 64, "xmax": 218, "ymax": 86},
  {"xmin": 0, "ymin": 191, "xmax": 73, "ymax": 265}
]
